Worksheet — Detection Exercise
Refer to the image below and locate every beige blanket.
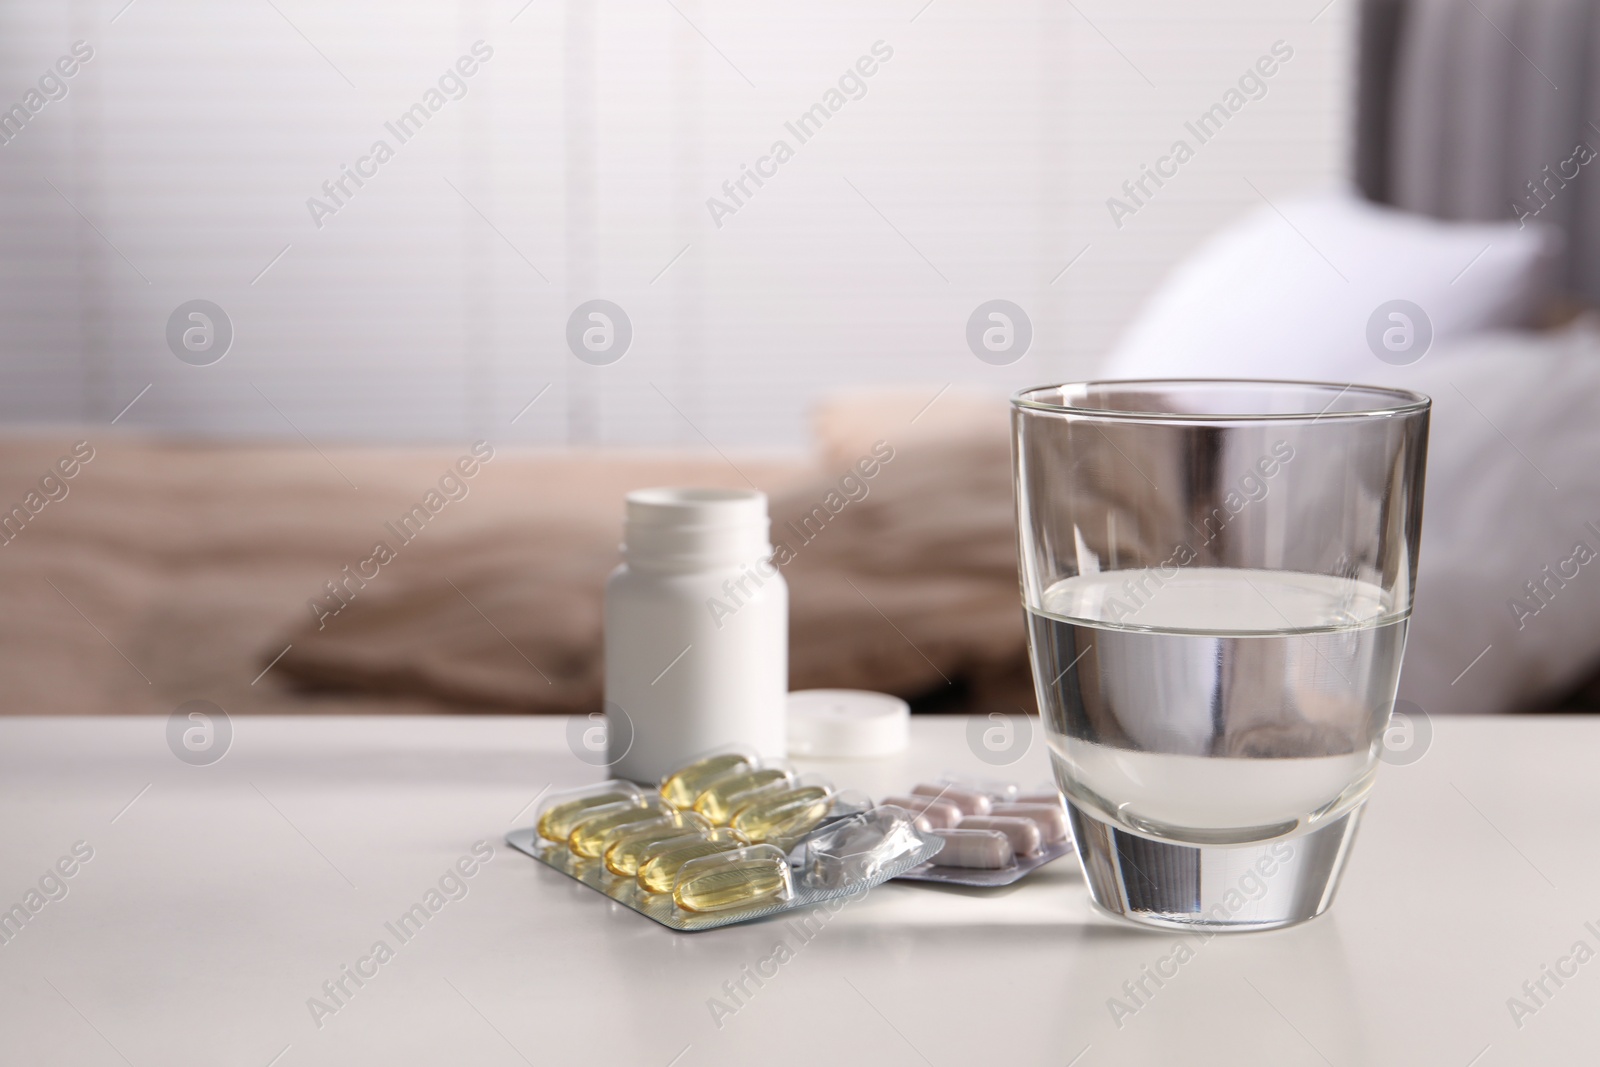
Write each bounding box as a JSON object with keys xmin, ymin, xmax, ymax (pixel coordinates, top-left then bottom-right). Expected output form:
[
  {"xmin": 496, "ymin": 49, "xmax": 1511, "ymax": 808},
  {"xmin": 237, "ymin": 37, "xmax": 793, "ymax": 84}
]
[
  {"xmin": 276, "ymin": 393, "xmax": 1034, "ymax": 713},
  {"xmin": 0, "ymin": 434, "xmax": 801, "ymax": 715},
  {"xmin": 0, "ymin": 391, "xmax": 1035, "ymax": 715}
]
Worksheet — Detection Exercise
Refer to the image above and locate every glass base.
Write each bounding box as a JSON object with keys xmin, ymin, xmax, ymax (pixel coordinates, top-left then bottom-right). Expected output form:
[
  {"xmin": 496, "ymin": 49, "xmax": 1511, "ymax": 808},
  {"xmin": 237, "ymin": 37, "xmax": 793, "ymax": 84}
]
[{"xmin": 1066, "ymin": 800, "xmax": 1363, "ymax": 932}]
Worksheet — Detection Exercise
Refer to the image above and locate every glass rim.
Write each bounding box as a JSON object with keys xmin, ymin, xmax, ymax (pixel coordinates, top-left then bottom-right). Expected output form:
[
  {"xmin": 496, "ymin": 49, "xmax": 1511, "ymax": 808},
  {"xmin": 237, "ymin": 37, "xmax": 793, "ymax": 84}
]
[{"xmin": 1010, "ymin": 378, "xmax": 1432, "ymax": 422}]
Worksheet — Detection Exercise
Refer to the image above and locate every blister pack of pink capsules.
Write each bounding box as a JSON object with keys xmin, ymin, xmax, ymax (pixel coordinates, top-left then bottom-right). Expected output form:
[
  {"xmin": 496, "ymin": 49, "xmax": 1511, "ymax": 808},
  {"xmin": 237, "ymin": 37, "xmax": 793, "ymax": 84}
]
[{"xmin": 884, "ymin": 778, "xmax": 1075, "ymax": 888}]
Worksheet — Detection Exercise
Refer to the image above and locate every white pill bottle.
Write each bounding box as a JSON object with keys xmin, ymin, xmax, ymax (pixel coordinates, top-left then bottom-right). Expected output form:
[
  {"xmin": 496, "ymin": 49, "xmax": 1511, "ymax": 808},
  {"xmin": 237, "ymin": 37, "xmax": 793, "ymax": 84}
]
[{"xmin": 605, "ymin": 487, "xmax": 787, "ymax": 784}]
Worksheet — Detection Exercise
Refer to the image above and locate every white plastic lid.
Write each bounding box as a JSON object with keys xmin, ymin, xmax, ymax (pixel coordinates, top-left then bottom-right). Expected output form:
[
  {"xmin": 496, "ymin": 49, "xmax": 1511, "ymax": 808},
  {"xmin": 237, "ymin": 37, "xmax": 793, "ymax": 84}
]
[
  {"xmin": 623, "ymin": 487, "xmax": 771, "ymax": 569},
  {"xmin": 787, "ymin": 689, "xmax": 910, "ymax": 759}
]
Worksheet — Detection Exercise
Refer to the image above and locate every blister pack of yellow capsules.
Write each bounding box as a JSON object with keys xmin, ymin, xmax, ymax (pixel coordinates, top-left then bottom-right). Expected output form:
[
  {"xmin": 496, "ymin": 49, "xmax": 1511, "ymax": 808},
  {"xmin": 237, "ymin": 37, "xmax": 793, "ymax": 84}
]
[{"xmin": 506, "ymin": 751, "xmax": 945, "ymax": 931}]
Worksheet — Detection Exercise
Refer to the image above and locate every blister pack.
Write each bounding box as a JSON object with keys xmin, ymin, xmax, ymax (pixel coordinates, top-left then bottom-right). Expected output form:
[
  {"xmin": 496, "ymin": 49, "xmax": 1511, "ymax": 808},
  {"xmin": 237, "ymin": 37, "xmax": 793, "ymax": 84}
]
[
  {"xmin": 508, "ymin": 752, "xmax": 944, "ymax": 931},
  {"xmin": 887, "ymin": 778, "xmax": 1076, "ymax": 887}
]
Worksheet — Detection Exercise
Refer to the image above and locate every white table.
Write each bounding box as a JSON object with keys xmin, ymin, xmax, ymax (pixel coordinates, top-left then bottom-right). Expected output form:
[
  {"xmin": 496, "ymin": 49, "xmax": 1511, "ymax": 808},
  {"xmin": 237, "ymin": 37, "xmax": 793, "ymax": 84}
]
[{"xmin": 0, "ymin": 714, "xmax": 1591, "ymax": 1066}]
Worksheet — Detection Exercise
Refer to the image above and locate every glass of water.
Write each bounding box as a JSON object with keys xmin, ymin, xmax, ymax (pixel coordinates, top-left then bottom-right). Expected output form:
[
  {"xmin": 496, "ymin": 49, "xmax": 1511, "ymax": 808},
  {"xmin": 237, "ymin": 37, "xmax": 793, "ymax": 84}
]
[{"xmin": 1013, "ymin": 380, "xmax": 1429, "ymax": 930}]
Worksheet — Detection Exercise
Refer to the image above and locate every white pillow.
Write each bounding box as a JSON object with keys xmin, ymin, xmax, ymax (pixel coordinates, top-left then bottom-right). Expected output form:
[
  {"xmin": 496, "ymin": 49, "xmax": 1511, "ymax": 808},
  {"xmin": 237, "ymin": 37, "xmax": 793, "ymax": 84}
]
[
  {"xmin": 1101, "ymin": 189, "xmax": 1561, "ymax": 382},
  {"xmin": 1378, "ymin": 323, "xmax": 1600, "ymax": 715}
]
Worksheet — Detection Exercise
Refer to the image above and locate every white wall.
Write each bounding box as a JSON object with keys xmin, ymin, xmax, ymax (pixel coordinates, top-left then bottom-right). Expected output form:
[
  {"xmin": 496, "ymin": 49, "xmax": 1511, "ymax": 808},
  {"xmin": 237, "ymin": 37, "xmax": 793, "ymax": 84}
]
[{"xmin": 0, "ymin": 0, "xmax": 1351, "ymax": 448}]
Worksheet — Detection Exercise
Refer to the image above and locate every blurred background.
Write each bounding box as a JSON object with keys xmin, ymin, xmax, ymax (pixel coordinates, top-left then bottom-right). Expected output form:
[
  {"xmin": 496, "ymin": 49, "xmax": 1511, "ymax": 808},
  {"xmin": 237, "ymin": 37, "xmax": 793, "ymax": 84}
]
[
  {"xmin": 3, "ymin": 0, "xmax": 1598, "ymax": 722},
  {"xmin": 2, "ymin": 0, "xmax": 1347, "ymax": 445}
]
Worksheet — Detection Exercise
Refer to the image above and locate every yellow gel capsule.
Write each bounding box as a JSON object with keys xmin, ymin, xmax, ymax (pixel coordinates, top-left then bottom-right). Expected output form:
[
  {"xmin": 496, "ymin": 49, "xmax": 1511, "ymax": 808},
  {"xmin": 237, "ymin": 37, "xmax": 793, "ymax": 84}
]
[
  {"xmin": 730, "ymin": 786, "xmax": 833, "ymax": 843},
  {"xmin": 537, "ymin": 789, "xmax": 640, "ymax": 843},
  {"xmin": 567, "ymin": 799, "xmax": 673, "ymax": 858},
  {"xmin": 672, "ymin": 848, "xmax": 793, "ymax": 913},
  {"xmin": 692, "ymin": 768, "xmax": 794, "ymax": 824},
  {"xmin": 636, "ymin": 828, "xmax": 749, "ymax": 894},
  {"xmin": 660, "ymin": 753, "xmax": 755, "ymax": 809},
  {"xmin": 602, "ymin": 812, "xmax": 712, "ymax": 877}
]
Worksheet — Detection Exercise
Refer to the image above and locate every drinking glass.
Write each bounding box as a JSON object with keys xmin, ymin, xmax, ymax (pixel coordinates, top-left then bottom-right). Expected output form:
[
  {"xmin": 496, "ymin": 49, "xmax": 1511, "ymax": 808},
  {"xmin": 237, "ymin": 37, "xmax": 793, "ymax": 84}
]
[{"xmin": 1012, "ymin": 380, "xmax": 1429, "ymax": 930}]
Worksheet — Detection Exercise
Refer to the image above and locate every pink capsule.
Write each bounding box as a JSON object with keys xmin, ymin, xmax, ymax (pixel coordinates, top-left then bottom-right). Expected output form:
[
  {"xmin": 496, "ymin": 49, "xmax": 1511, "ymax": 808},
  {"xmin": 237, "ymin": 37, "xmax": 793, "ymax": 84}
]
[
  {"xmin": 912, "ymin": 783, "xmax": 990, "ymax": 816},
  {"xmin": 933, "ymin": 828, "xmax": 1016, "ymax": 869},
  {"xmin": 1015, "ymin": 791, "xmax": 1066, "ymax": 809},
  {"xmin": 881, "ymin": 795, "xmax": 962, "ymax": 830},
  {"xmin": 990, "ymin": 803, "xmax": 1069, "ymax": 844},
  {"xmin": 958, "ymin": 815, "xmax": 1042, "ymax": 857}
]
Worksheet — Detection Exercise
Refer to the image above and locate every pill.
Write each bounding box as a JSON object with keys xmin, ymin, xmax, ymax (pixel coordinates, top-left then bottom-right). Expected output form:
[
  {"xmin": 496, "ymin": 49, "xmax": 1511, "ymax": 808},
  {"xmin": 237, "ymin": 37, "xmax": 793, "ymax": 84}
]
[
  {"xmin": 879, "ymin": 795, "xmax": 962, "ymax": 830},
  {"xmin": 957, "ymin": 815, "xmax": 1042, "ymax": 857},
  {"xmin": 536, "ymin": 786, "xmax": 641, "ymax": 842},
  {"xmin": 730, "ymin": 786, "xmax": 833, "ymax": 843},
  {"xmin": 912, "ymin": 783, "xmax": 991, "ymax": 816},
  {"xmin": 636, "ymin": 828, "xmax": 749, "ymax": 894},
  {"xmin": 660, "ymin": 753, "xmax": 755, "ymax": 809},
  {"xmin": 1015, "ymin": 791, "xmax": 1066, "ymax": 809},
  {"xmin": 990, "ymin": 803, "xmax": 1069, "ymax": 844},
  {"xmin": 567, "ymin": 798, "xmax": 674, "ymax": 858},
  {"xmin": 599, "ymin": 809, "xmax": 710, "ymax": 858},
  {"xmin": 932, "ymin": 828, "xmax": 1016, "ymax": 869},
  {"xmin": 602, "ymin": 812, "xmax": 712, "ymax": 877},
  {"xmin": 672, "ymin": 847, "xmax": 793, "ymax": 913},
  {"xmin": 693, "ymin": 768, "xmax": 794, "ymax": 824}
]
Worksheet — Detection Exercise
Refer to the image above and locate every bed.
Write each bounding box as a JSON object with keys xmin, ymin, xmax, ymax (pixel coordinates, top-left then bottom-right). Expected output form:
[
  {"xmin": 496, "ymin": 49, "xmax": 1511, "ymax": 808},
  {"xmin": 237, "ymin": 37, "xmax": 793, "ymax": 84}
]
[{"xmin": 8, "ymin": 0, "xmax": 1600, "ymax": 718}]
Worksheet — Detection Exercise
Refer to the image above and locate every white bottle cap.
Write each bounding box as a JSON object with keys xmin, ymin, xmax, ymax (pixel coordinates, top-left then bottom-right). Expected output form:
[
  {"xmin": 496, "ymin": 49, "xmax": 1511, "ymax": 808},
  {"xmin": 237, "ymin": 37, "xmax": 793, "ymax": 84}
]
[
  {"xmin": 786, "ymin": 689, "xmax": 910, "ymax": 758},
  {"xmin": 623, "ymin": 487, "xmax": 771, "ymax": 570}
]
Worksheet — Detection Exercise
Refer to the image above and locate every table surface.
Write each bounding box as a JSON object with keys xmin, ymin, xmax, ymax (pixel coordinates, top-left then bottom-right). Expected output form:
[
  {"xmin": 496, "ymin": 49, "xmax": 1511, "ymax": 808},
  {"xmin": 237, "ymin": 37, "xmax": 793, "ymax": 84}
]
[{"xmin": 0, "ymin": 714, "xmax": 1592, "ymax": 1067}]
